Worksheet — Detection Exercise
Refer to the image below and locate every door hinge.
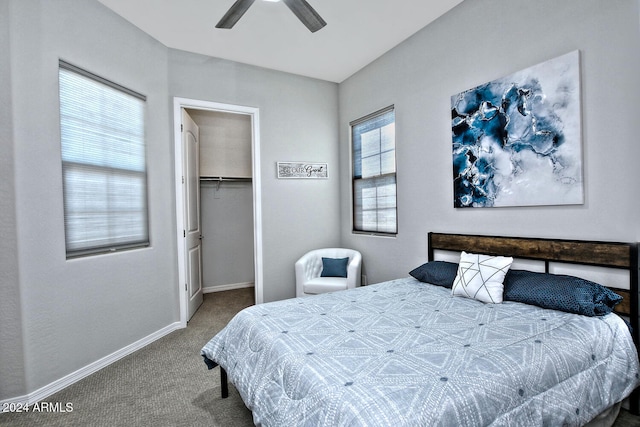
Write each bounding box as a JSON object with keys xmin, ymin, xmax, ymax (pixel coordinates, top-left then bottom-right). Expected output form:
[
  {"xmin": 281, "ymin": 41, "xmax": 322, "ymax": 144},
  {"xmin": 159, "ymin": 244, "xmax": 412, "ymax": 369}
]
[
  {"xmin": 182, "ymin": 176, "xmax": 185, "ymax": 184},
  {"xmin": 185, "ymin": 283, "xmax": 187, "ymax": 291},
  {"xmin": 183, "ymin": 230, "xmax": 186, "ymax": 238},
  {"xmin": 181, "ymin": 124, "xmax": 183, "ymax": 132}
]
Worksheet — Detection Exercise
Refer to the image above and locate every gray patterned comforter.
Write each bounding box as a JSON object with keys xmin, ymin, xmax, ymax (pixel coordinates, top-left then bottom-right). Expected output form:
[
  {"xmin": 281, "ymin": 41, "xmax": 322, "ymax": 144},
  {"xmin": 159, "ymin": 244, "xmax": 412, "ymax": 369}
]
[{"xmin": 201, "ymin": 278, "xmax": 640, "ymax": 426}]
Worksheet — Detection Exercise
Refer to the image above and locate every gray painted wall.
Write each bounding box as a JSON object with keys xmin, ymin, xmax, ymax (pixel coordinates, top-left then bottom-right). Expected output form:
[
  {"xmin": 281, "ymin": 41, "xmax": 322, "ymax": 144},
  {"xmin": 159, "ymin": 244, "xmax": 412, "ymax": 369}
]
[
  {"xmin": 201, "ymin": 181, "xmax": 255, "ymax": 289},
  {"xmin": 2, "ymin": 0, "xmax": 340, "ymax": 401},
  {"xmin": 168, "ymin": 49, "xmax": 341, "ymax": 303},
  {"xmin": 0, "ymin": 0, "xmax": 26, "ymax": 399},
  {"xmin": 3, "ymin": 0, "xmax": 175, "ymax": 398},
  {"xmin": 339, "ymin": 0, "xmax": 640, "ymax": 285}
]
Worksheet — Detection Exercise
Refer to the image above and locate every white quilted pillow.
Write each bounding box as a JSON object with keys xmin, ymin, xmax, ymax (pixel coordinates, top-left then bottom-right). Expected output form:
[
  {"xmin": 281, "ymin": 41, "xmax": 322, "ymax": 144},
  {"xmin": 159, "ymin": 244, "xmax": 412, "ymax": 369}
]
[{"xmin": 452, "ymin": 252, "xmax": 513, "ymax": 304}]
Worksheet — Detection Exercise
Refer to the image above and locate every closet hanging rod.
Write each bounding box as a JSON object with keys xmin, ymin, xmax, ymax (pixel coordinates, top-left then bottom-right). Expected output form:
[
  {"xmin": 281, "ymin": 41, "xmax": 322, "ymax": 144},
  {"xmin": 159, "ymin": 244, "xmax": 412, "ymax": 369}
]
[
  {"xmin": 200, "ymin": 176, "xmax": 252, "ymax": 191},
  {"xmin": 200, "ymin": 177, "xmax": 252, "ymax": 182}
]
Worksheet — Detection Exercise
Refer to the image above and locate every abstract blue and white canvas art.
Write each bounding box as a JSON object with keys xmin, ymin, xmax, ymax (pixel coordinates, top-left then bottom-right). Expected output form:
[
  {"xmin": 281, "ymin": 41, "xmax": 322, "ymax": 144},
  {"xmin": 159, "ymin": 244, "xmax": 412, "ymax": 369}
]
[{"xmin": 451, "ymin": 51, "xmax": 583, "ymax": 208}]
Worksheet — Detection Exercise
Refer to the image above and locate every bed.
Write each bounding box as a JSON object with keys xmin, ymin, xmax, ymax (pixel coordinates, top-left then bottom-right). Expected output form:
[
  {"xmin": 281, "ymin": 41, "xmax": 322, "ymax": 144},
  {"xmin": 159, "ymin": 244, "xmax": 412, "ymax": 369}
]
[{"xmin": 201, "ymin": 232, "xmax": 640, "ymax": 426}]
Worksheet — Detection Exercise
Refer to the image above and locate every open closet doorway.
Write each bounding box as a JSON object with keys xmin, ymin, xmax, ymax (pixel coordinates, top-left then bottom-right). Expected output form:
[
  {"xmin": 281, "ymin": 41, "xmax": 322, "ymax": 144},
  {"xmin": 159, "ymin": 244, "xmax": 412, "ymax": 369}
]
[{"xmin": 174, "ymin": 98, "xmax": 263, "ymax": 326}]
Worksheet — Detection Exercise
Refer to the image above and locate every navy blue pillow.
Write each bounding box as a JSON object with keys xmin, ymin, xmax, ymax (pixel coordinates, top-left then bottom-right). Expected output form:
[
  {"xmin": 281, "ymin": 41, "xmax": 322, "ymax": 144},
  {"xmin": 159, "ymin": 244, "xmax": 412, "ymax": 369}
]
[
  {"xmin": 321, "ymin": 257, "xmax": 349, "ymax": 278},
  {"xmin": 409, "ymin": 261, "xmax": 459, "ymax": 289},
  {"xmin": 503, "ymin": 270, "xmax": 623, "ymax": 316}
]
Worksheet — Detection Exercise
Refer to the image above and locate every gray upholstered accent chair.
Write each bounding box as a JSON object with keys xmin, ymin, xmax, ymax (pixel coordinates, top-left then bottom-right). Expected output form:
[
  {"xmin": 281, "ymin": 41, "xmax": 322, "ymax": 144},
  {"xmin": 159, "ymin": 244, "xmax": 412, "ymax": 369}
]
[{"xmin": 295, "ymin": 248, "xmax": 362, "ymax": 297}]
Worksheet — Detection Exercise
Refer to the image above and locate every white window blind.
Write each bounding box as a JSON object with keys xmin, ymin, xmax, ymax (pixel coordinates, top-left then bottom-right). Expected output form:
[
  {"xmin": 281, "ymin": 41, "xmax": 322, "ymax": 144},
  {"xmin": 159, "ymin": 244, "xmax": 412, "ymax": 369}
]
[
  {"xmin": 351, "ymin": 106, "xmax": 397, "ymax": 235},
  {"xmin": 59, "ymin": 61, "xmax": 149, "ymax": 257}
]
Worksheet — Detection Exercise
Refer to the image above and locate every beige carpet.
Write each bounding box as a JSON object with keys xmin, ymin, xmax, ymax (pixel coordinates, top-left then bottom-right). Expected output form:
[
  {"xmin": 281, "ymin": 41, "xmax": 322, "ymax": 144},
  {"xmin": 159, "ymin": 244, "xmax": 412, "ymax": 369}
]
[
  {"xmin": 1, "ymin": 287, "xmax": 639, "ymax": 426},
  {"xmin": 0, "ymin": 288, "xmax": 255, "ymax": 427}
]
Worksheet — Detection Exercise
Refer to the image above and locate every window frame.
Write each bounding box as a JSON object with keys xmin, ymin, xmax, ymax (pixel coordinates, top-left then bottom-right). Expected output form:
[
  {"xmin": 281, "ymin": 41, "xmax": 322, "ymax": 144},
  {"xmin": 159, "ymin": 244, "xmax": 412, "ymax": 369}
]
[
  {"xmin": 58, "ymin": 60, "xmax": 150, "ymax": 258},
  {"xmin": 350, "ymin": 105, "xmax": 398, "ymax": 236}
]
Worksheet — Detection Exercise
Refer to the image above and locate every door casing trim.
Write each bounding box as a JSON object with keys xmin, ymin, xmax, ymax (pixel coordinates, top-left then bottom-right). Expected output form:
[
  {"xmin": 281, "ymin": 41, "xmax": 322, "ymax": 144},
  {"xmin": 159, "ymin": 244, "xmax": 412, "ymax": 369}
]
[{"xmin": 173, "ymin": 97, "xmax": 263, "ymax": 327}]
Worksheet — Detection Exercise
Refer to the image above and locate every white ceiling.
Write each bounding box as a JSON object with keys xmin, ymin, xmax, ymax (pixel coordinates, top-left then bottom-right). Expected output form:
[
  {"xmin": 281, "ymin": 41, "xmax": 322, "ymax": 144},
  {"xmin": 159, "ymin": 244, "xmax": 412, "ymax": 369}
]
[{"xmin": 98, "ymin": 0, "xmax": 463, "ymax": 83}]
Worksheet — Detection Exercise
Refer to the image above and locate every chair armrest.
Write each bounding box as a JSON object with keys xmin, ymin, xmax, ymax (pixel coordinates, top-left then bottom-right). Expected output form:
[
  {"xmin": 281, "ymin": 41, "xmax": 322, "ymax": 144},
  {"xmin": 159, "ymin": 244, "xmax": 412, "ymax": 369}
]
[
  {"xmin": 346, "ymin": 251, "xmax": 362, "ymax": 288},
  {"xmin": 295, "ymin": 252, "xmax": 323, "ymax": 296}
]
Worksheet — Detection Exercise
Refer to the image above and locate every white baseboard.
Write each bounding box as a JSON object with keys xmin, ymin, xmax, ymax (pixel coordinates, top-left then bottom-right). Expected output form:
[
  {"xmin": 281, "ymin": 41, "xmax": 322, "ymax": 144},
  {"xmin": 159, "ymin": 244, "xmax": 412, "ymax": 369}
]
[
  {"xmin": 0, "ymin": 321, "xmax": 182, "ymax": 408},
  {"xmin": 203, "ymin": 281, "xmax": 254, "ymax": 294}
]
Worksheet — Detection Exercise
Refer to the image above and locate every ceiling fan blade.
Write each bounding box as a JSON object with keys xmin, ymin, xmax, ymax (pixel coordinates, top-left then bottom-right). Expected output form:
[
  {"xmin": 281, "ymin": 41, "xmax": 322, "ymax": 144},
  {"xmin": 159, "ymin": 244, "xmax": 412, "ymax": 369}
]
[
  {"xmin": 216, "ymin": 0, "xmax": 256, "ymax": 29},
  {"xmin": 282, "ymin": 0, "xmax": 327, "ymax": 33}
]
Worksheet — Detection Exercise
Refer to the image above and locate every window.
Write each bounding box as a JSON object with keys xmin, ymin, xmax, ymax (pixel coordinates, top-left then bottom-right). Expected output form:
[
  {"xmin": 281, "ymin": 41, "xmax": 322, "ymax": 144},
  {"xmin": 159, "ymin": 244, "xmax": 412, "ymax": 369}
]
[
  {"xmin": 351, "ymin": 106, "xmax": 397, "ymax": 235},
  {"xmin": 58, "ymin": 61, "xmax": 149, "ymax": 257}
]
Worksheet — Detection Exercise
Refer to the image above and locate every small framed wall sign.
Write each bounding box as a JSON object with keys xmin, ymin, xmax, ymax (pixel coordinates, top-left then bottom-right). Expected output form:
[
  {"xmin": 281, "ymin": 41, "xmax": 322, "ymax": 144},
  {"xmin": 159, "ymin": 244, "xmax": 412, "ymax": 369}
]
[{"xmin": 277, "ymin": 162, "xmax": 328, "ymax": 179}]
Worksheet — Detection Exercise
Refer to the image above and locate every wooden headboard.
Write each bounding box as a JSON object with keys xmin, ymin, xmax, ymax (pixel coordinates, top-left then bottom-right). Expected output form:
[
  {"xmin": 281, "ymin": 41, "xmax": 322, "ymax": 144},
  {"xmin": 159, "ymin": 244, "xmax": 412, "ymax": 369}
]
[{"xmin": 427, "ymin": 232, "xmax": 639, "ymax": 337}]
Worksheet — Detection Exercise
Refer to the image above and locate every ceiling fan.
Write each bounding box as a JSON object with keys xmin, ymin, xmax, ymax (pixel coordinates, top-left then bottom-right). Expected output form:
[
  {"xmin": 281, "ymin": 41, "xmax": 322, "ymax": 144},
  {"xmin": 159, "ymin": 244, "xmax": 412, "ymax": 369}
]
[{"xmin": 216, "ymin": 0, "xmax": 327, "ymax": 33}]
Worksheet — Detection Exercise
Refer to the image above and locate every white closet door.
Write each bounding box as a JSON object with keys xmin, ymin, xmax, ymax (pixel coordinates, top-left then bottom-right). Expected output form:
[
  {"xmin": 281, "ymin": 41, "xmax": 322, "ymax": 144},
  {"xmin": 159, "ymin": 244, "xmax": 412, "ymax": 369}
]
[{"xmin": 182, "ymin": 109, "xmax": 203, "ymax": 320}]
